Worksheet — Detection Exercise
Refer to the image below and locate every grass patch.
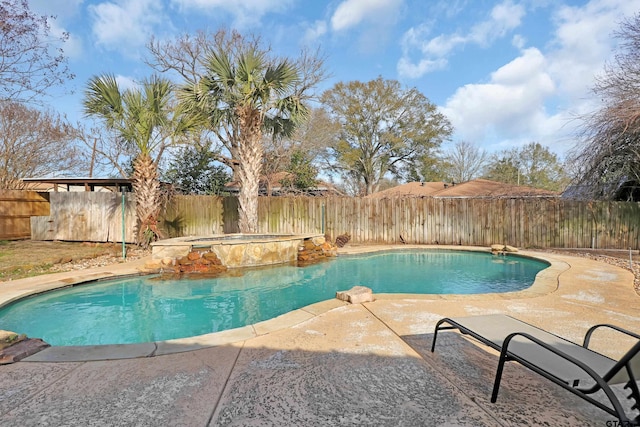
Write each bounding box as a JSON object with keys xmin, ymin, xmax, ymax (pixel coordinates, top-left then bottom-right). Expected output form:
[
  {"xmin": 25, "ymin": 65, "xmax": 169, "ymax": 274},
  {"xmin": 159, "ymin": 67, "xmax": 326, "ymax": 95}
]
[
  {"xmin": 0, "ymin": 263, "xmax": 55, "ymax": 281},
  {"xmin": 0, "ymin": 241, "xmax": 120, "ymax": 281}
]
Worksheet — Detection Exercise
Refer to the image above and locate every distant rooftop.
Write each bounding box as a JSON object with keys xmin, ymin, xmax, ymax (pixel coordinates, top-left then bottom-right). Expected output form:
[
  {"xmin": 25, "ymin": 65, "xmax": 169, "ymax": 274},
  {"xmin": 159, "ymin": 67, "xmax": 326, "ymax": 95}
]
[
  {"xmin": 365, "ymin": 181, "xmax": 447, "ymax": 198},
  {"xmin": 367, "ymin": 179, "xmax": 559, "ymax": 199}
]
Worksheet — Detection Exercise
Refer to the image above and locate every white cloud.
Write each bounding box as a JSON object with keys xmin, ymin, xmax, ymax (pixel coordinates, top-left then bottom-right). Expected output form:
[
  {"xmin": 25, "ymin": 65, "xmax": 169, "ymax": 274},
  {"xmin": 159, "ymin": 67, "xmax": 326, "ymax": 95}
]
[
  {"xmin": 398, "ymin": 0, "xmax": 525, "ymax": 79},
  {"xmin": 548, "ymin": 0, "xmax": 638, "ymax": 99},
  {"xmin": 429, "ymin": 0, "xmax": 468, "ymax": 19},
  {"xmin": 437, "ymin": 0, "xmax": 639, "ymax": 156},
  {"xmin": 397, "ymin": 57, "xmax": 447, "ymax": 79},
  {"xmin": 331, "ymin": 0, "xmax": 403, "ymax": 32},
  {"xmin": 440, "ymin": 48, "xmax": 556, "ymax": 148},
  {"xmin": 170, "ymin": 0, "xmax": 294, "ymax": 27},
  {"xmin": 302, "ymin": 20, "xmax": 328, "ymax": 44},
  {"xmin": 89, "ymin": 0, "xmax": 166, "ymax": 54},
  {"xmin": 115, "ymin": 75, "xmax": 138, "ymax": 92},
  {"xmin": 422, "ymin": 33, "xmax": 467, "ymax": 57},
  {"xmin": 329, "ymin": 0, "xmax": 404, "ymax": 53},
  {"xmin": 397, "ymin": 25, "xmax": 452, "ymax": 77},
  {"xmin": 511, "ymin": 34, "xmax": 526, "ymax": 49},
  {"xmin": 469, "ymin": 0, "xmax": 525, "ymax": 47},
  {"xmin": 491, "ymin": 48, "xmax": 548, "ymax": 85}
]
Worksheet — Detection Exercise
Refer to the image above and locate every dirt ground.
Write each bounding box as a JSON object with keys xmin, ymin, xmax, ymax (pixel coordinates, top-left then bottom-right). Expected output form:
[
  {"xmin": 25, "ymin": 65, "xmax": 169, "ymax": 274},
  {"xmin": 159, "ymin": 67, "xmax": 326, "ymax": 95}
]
[
  {"xmin": 549, "ymin": 247, "xmax": 640, "ymax": 261},
  {"xmin": 0, "ymin": 240, "xmax": 149, "ymax": 281}
]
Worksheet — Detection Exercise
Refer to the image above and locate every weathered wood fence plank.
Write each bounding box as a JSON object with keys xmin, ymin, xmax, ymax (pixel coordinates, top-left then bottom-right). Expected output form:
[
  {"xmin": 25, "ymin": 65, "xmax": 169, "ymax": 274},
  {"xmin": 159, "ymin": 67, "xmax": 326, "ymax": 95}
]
[
  {"xmin": 22, "ymin": 192, "xmax": 640, "ymax": 249},
  {"xmin": 0, "ymin": 190, "xmax": 50, "ymax": 240},
  {"xmin": 160, "ymin": 195, "xmax": 224, "ymax": 237},
  {"xmin": 31, "ymin": 192, "xmax": 137, "ymax": 243}
]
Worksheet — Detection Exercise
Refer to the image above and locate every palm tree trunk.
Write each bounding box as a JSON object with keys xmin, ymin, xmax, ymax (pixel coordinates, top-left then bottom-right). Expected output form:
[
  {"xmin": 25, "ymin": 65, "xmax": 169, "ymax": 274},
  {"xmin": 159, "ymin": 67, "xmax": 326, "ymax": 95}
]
[
  {"xmin": 132, "ymin": 153, "xmax": 163, "ymax": 246},
  {"xmin": 237, "ymin": 108, "xmax": 263, "ymax": 233}
]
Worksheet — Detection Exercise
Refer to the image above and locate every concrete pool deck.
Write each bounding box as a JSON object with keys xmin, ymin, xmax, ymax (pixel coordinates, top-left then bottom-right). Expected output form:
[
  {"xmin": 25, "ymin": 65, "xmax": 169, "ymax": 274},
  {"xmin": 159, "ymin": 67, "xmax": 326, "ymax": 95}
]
[{"xmin": 1, "ymin": 245, "xmax": 640, "ymax": 425}]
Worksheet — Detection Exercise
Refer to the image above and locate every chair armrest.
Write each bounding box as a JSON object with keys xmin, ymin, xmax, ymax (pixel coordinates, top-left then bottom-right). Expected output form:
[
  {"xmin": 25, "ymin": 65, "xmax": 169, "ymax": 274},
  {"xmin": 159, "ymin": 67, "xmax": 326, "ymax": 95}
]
[
  {"xmin": 583, "ymin": 324, "xmax": 640, "ymax": 348},
  {"xmin": 501, "ymin": 331, "xmax": 608, "ymax": 389},
  {"xmin": 493, "ymin": 331, "xmax": 633, "ymax": 418}
]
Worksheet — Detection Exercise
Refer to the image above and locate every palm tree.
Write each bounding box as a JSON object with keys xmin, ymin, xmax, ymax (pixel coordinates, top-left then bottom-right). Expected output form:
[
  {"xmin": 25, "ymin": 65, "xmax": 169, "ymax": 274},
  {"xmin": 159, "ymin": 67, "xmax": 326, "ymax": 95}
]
[
  {"xmin": 179, "ymin": 47, "xmax": 308, "ymax": 233},
  {"xmin": 83, "ymin": 74, "xmax": 183, "ymax": 246}
]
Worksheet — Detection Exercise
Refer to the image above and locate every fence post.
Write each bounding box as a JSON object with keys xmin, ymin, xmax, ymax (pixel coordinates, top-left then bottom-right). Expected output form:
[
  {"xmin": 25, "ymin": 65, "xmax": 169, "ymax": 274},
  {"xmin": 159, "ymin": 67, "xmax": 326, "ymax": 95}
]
[{"xmin": 121, "ymin": 192, "xmax": 126, "ymax": 259}]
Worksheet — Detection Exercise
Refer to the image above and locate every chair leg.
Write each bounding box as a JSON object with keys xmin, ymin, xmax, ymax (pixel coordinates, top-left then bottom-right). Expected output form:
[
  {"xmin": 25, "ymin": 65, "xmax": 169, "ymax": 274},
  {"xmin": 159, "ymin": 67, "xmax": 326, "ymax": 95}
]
[
  {"xmin": 431, "ymin": 319, "xmax": 450, "ymax": 352},
  {"xmin": 624, "ymin": 365, "xmax": 640, "ymax": 412},
  {"xmin": 491, "ymin": 348, "xmax": 510, "ymax": 403},
  {"xmin": 431, "ymin": 329, "xmax": 439, "ymax": 352}
]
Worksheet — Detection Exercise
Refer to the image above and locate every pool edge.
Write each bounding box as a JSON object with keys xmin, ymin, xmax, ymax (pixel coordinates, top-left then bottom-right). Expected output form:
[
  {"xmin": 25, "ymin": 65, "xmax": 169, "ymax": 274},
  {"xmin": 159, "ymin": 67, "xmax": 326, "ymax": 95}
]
[{"xmin": 9, "ymin": 245, "xmax": 564, "ymax": 362}]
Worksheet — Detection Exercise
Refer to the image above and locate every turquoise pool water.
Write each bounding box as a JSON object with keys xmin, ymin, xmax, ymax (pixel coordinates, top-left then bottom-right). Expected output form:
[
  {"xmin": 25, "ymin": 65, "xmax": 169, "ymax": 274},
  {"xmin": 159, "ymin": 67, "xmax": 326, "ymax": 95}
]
[{"xmin": 0, "ymin": 250, "xmax": 548, "ymax": 346}]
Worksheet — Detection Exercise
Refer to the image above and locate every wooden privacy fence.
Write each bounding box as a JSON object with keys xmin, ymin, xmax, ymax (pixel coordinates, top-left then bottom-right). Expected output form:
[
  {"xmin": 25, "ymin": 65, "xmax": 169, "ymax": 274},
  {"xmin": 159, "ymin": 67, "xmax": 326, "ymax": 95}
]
[
  {"xmin": 31, "ymin": 192, "xmax": 137, "ymax": 243},
  {"xmin": 160, "ymin": 196, "xmax": 640, "ymax": 249},
  {"xmin": 25, "ymin": 192, "xmax": 640, "ymax": 249},
  {"xmin": 315, "ymin": 197, "xmax": 640, "ymax": 249},
  {"xmin": 219, "ymin": 196, "xmax": 638, "ymax": 249},
  {"xmin": 0, "ymin": 190, "xmax": 50, "ymax": 240},
  {"xmin": 160, "ymin": 195, "xmax": 225, "ymax": 237}
]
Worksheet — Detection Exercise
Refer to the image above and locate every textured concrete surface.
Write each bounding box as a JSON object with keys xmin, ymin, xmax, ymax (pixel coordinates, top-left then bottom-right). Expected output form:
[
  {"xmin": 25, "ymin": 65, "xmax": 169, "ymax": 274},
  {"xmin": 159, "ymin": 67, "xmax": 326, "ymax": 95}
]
[
  {"xmin": 1, "ymin": 246, "xmax": 639, "ymax": 426},
  {"xmin": 2, "ymin": 345, "xmax": 241, "ymax": 426}
]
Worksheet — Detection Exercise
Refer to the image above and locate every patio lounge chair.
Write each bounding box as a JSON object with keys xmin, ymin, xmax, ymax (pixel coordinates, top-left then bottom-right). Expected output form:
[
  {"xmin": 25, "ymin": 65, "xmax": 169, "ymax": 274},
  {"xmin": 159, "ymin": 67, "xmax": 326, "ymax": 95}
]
[{"xmin": 431, "ymin": 314, "xmax": 640, "ymax": 425}]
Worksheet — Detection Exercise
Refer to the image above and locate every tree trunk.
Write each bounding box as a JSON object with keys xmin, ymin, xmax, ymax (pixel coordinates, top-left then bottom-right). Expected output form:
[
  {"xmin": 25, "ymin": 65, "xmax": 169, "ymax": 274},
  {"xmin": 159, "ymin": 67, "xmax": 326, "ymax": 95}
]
[
  {"xmin": 365, "ymin": 177, "xmax": 374, "ymax": 196},
  {"xmin": 237, "ymin": 108, "xmax": 263, "ymax": 233},
  {"xmin": 132, "ymin": 153, "xmax": 163, "ymax": 247}
]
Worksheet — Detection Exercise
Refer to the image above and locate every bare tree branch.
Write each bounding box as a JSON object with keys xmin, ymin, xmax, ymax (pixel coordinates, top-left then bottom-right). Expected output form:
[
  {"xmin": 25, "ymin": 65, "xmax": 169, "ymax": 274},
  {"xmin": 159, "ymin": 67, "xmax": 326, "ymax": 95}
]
[
  {"xmin": 0, "ymin": 0, "xmax": 74, "ymax": 103},
  {"xmin": 0, "ymin": 101, "xmax": 82, "ymax": 189},
  {"xmin": 442, "ymin": 140, "xmax": 488, "ymax": 183},
  {"xmin": 570, "ymin": 12, "xmax": 640, "ymax": 200}
]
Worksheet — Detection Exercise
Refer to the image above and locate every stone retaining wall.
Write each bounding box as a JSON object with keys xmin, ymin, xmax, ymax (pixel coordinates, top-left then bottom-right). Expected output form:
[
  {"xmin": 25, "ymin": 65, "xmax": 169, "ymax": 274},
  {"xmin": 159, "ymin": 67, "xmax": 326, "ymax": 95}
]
[{"xmin": 154, "ymin": 235, "xmax": 337, "ymax": 274}]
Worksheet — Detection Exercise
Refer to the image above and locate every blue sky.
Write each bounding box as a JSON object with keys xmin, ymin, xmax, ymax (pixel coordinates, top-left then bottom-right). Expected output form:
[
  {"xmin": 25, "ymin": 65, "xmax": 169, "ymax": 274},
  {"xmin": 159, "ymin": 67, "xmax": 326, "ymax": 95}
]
[{"xmin": 31, "ymin": 0, "xmax": 639, "ymax": 159}]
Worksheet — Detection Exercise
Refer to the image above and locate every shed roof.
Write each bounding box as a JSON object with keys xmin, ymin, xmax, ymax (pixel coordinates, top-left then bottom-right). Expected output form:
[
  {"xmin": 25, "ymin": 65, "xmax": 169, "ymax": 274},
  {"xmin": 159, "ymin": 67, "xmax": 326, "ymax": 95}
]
[{"xmin": 22, "ymin": 177, "xmax": 133, "ymax": 192}]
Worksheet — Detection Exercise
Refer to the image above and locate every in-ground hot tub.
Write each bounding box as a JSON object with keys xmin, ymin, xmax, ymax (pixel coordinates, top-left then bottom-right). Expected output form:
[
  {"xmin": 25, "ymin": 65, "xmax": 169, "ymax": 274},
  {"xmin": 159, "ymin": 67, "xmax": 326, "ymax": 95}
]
[{"xmin": 152, "ymin": 233, "xmax": 324, "ymax": 268}]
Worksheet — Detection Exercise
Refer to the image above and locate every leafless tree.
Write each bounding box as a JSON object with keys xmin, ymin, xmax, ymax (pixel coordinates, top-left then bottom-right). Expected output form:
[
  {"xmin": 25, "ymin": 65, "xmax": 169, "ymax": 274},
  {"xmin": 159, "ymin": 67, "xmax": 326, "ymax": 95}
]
[
  {"xmin": 0, "ymin": 101, "xmax": 82, "ymax": 189},
  {"xmin": 570, "ymin": 12, "xmax": 640, "ymax": 200},
  {"xmin": 294, "ymin": 108, "xmax": 340, "ymax": 160},
  {"xmin": 73, "ymin": 123, "xmax": 135, "ymax": 179},
  {"xmin": 442, "ymin": 140, "xmax": 488, "ymax": 183},
  {"xmin": 0, "ymin": 0, "xmax": 74, "ymax": 103}
]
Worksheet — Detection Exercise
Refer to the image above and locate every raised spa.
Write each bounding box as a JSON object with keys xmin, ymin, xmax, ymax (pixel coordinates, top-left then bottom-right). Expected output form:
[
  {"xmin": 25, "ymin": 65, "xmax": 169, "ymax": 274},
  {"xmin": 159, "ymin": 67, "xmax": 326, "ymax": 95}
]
[{"xmin": 152, "ymin": 233, "xmax": 324, "ymax": 268}]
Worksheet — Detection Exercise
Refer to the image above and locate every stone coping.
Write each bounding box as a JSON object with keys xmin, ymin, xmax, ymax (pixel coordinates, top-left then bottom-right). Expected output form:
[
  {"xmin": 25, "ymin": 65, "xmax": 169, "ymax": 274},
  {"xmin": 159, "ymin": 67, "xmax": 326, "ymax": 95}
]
[
  {"xmin": 151, "ymin": 233, "xmax": 323, "ymax": 247},
  {"xmin": 1, "ymin": 245, "xmax": 565, "ymax": 362}
]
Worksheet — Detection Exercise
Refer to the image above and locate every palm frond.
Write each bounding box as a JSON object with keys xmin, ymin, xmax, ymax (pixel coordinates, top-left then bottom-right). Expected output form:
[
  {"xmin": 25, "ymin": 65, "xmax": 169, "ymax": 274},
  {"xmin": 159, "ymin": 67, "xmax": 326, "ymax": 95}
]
[
  {"xmin": 83, "ymin": 74, "xmax": 124, "ymax": 128},
  {"xmin": 264, "ymin": 60, "xmax": 300, "ymax": 96},
  {"xmin": 143, "ymin": 75, "xmax": 172, "ymax": 120},
  {"xmin": 207, "ymin": 50, "xmax": 235, "ymax": 90},
  {"xmin": 275, "ymin": 95, "xmax": 309, "ymax": 123},
  {"xmin": 264, "ymin": 116, "xmax": 296, "ymax": 138}
]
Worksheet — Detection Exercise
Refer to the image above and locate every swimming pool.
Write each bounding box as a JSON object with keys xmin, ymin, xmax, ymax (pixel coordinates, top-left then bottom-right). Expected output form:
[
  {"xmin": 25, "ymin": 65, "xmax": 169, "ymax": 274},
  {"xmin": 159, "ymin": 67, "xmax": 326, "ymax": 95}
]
[{"xmin": 0, "ymin": 250, "xmax": 548, "ymax": 346}]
